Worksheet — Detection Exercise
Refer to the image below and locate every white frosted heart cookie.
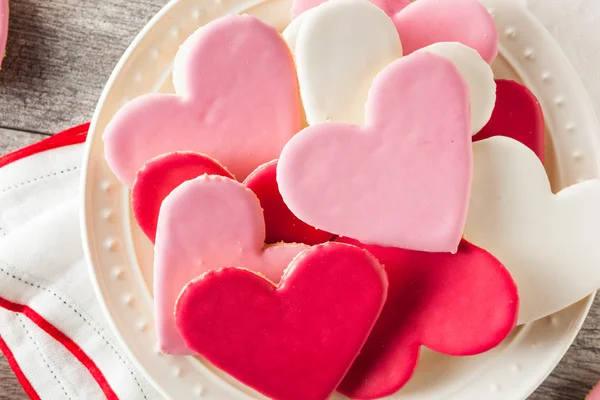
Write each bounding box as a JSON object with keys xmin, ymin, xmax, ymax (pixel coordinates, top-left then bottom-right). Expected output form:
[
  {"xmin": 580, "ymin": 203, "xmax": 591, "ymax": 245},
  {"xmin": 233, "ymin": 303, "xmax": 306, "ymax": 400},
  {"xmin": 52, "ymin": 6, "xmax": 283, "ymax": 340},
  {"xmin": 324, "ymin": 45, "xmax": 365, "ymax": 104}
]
[
  {"xmin": 464, "ymin": 137, "xmax": 600, "ymax": 324},
  {"xmin": 289, "ymin": 0, "xmax": 402, "ymax": 125},
  {"xmin": 418, "ymin": 42, "xmax": 496, "ymax": 135}
]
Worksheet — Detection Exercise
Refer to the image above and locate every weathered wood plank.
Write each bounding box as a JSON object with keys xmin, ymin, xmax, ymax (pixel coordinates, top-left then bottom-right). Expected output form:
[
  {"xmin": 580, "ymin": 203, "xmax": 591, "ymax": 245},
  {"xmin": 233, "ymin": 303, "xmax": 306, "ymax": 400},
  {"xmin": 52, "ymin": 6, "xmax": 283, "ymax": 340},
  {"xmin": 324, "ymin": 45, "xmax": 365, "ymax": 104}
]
[
  {"xmin": 0, "ymin": 0, "xmax": 164, "ymax": 134},
  {"xmin": 0, "ymin": 127, "xmax": 46, "ymax": 156},
  {"xmin": 0, "ymin": 355, "xmax": 27, "ymax": 400}
]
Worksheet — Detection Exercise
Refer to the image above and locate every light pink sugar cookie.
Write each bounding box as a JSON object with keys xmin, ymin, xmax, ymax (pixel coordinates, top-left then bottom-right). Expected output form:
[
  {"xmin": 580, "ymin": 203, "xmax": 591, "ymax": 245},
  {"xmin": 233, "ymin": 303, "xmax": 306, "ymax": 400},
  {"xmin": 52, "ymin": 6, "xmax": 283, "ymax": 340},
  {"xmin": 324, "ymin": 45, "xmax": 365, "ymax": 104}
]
[
  {"xmin": 103, "ymin": 15, "xmax": 302, "ymax": 187},
  {"xmin": 155, "ymin": 175, "xmax": 308, "ymax": 354},
  {"xmin": 0, "ymin": 0, "xmax": 7, "ymax": 69},
  {"xmin": 394, "ymin": 0, "xmax": 498, "ymax": 64},
  {"xmin": 277, "ymin": 52, "xmax": 472, "ymax": 253},
  {"xmin": 175, "ymin": 242, "xmax": 388, "ymax": 400}
]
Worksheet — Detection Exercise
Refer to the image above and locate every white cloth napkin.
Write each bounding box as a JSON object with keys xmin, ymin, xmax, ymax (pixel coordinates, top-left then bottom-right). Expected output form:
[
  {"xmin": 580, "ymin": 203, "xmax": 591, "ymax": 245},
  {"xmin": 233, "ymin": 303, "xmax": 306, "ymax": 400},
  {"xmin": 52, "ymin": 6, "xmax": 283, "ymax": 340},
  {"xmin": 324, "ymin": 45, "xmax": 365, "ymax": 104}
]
[
  {"xmin": 0, "ymin": 1, "xmax": 598, "ymax": 399},
  {"xmin": 0, "ymin": 142, "xmax": 161, "ymax": 400}
]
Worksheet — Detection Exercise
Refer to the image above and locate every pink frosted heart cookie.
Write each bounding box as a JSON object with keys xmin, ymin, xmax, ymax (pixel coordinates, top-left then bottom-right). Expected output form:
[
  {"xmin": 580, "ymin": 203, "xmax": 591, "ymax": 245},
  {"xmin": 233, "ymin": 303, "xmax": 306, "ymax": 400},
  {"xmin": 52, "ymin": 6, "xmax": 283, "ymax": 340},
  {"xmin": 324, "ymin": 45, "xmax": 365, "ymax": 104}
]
[
  {"xmin": 131, "ymin": 152, "xmax": 233, "ymax": 243},
  {"xmin": 155, "ymin": 175, "xmax": 308, "ymax": 354},
  {"xmin": 394, "ymin": 0, "xmax": 498, "ymax": 64},
  {"xmin": 336, "ymin": 238, "xmax": 519, "ymax": 398},
  {"xmin": 475, "ymin": 79, "xmax": 545, "ymax": 163},
  {"xmin": 103, "ymin": 15, "xmax": 301, "ymax": 187},
  {"xmin": 244, "ymin": 160, "xmax": 333, "ymax": 245},
  {"xmin": 175, "ymin": 242, "xmax": 388, "ymax": 400},
  {"xmin": 277, "ymin": 52, "xmax": 472, "ymax": 252},
  {"xmin": 0, "ymin": 0, "xmax": 7, "ymax": 69}
]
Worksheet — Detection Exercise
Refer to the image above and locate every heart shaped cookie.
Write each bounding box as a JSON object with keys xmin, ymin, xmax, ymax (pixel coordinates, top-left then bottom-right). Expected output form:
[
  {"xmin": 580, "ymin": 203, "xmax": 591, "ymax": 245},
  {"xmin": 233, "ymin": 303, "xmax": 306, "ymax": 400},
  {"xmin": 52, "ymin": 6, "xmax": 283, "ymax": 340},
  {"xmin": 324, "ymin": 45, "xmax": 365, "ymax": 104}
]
[
  {"xmin": 290, "ymin": 0, "xmax": 497, "ymax": 64},
  {"xmin": 394, "ymin": 0, "xmax": 498, "ymax": 63},
  {"xmin": 277, "ymin": 52, "xmax": 472, "ymax": 252},
  {"xmin": 285, "ymin": 0, "xmax": 402, "ymax": 125},
  {"xmin": 336, "ymin": 238, "xmax": 518, "ymax": 398},
  {"xmin": 464, "ymin": 137, "xmax": 600, "ymax": 324},
  {"xmin": 132, "ymin": 152, "xmax": 233, "ymax": 243},
  {"xmin": 175, "ymin": 242, "xmax": 388, "ymax": 400},
  {"xmin": 155, "ymin": 175, "xmax": 308, "ymax": 354},
  {"xmin": 475, "ymin": 79, "xmax": 545, "ymax": 163},
  {"xmin": 417, "ymin": 42, "xmax": 496, "ymax": 135},
  {"xmin": 103, "ymin": 15, "xmax": 301, "ymax": 187},
  {"xmin": 244, "ymin": 160, "xmax": 333, "ymax": 245}
]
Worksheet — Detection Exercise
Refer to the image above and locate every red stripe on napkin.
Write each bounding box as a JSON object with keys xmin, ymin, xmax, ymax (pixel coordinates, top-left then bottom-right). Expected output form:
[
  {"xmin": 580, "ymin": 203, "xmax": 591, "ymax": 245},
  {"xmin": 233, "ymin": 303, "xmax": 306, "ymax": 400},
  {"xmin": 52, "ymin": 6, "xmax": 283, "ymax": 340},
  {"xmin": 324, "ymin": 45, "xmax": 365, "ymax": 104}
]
[
  {"xmin": 0, "ymin": 334, "xmax": 42, "ymax": 400},
  {"xmin": 0, "ymin": 296, "xmax": 119, "ymax": 400},
  {"xmin": 0, "ymin": 123, "xmax": 89, "ymax": 169}
]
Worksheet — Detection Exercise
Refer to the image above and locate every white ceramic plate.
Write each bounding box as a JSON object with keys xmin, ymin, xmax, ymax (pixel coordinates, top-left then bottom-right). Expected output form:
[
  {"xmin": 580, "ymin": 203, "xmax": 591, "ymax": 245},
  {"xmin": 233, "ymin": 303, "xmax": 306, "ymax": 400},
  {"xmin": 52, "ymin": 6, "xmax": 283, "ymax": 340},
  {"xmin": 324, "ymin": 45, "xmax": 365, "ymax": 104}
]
[{"xmin": 81, "ymin": 0, "xmax": 600, "ymax": 399}]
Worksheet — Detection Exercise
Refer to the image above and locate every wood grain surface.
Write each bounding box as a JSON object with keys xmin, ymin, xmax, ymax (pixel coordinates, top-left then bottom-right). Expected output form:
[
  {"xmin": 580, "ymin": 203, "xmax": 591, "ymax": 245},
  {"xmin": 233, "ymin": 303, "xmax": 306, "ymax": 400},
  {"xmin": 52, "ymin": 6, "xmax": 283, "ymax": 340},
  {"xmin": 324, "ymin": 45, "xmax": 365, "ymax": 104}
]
[{"xmin": 0, "ymin": 0, "xmax": 599, "ymax": 399}]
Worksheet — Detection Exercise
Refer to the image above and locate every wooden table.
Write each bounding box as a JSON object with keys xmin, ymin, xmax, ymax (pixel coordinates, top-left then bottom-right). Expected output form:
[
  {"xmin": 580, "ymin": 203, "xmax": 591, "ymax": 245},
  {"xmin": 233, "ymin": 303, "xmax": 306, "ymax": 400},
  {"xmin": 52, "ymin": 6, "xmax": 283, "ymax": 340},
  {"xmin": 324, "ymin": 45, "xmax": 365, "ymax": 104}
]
[{"xmin": 1, "ymin": 1, "xmax": 599, "ymax": 399}]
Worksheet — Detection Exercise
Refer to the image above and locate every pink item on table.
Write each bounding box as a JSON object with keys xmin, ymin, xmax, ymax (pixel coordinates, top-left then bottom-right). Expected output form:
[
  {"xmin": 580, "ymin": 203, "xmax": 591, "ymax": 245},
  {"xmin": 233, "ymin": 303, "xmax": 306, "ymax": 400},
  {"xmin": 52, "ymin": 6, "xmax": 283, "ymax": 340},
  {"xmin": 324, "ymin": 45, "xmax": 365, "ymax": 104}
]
[
  {"xmin": 154, "ymin": 175, "xmax": 308, "ymax": 354},
  {"xmin": 589, "ymin": 382, "xmax": 600, "ymax": 400},
  {"xmin": 475, "ymin": 79, "xmax": 545, "ymax": 163},
  {"xmin": 336, "ymin": 238, "xmax": 519, "ymax": 399},
  {"xmin": 132, "ymin": 152, "xmax": 233, "ymax": 243},
  {"xmin": 175, "ymin": 242, "xmax": 388, "ymax": 400},
  {"xmin": 103, "ymin": 14, "xmax": 301, "ymax": 187},
  {"xmin": 244, "ymin": 160, "xmax": 333, "ymax": 245},
  {"xmin": 277, "ymin": 52, "xmax": 472, "ymax": 253},
  {"xmin": 0, "ymin": 0, "xmax": 8, "ymax": 69},
  {"xmin": 291, "ymin": 0, "xmax": 497, "ymax": 64}
]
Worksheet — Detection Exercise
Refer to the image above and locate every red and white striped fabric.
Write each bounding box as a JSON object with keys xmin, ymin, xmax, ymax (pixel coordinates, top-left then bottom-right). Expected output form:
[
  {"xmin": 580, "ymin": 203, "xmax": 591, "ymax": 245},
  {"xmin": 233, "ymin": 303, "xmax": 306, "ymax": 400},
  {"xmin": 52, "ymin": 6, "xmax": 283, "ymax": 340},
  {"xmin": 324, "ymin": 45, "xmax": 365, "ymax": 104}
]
[{"xmin": 0, "ymin": 124, "xmax": 160, "ymax": 400}]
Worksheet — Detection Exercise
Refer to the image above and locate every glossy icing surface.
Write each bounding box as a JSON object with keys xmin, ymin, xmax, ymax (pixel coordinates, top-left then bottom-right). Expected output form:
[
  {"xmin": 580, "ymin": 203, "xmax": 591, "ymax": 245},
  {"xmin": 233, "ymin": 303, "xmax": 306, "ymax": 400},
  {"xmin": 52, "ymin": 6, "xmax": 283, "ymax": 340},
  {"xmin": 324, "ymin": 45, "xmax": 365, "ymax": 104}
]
[
  {"xmin": 475, "ymin": 79, "xmax": 545, "ymax": 162},
  {"xmin": 154, "ymin": 176, "xmax": 308, "ymax": 354},
  {"xmin": 465, "ymin": 137, "xmax": 600, "ymax": 324},
  {"xmin": 131, "ymin": 152, "xmax": 233, "ymax": 243},
  {"xmin": 290, "ymin": 0, "xmax": 402, "ymax": 125},
  {"xmin": 417, "ymin": 42, "xmax": 496, "ymax": 135},
  {"xmin": 277, "ymin": 52, "xmax": 472, "ymax": 252},
  {"xmin": 394, "ymin": 0, "xmax": 498, "ymax": 64},
  {"xmin": 175, "ymin": 243, "xmax": 388, "ymax": 400},
  {"xmin": 244, "ymin": 160, "xmax": 333, "ymax": 245},
  {"xmin": 103, "ymin": 15, "xmax": 301, "ymax": 187},
  {"xmin": 336, "ymin": 238, "xmax": 518, "ymax": 399}
]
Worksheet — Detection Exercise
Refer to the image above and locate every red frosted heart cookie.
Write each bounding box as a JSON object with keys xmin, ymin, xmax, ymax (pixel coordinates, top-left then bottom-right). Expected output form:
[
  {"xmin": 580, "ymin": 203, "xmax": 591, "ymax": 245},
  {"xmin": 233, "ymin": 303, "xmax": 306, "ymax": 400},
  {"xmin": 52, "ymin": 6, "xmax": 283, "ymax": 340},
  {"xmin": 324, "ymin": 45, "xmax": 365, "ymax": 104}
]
[
  {"xmin": 475, "ymin": 79, "xmax": 545, "ymax": 163},
  {"xmin": 175, "ymin": 242, "xmax": 388, "ymax": 400},
  {"xmin": 336, "ymin": 238, "xmax": 519, "ymax": 399},
  {"xmin": 132, "ymin": 152, "xmax": 233, "ymax": 243},
  {"xmin": 244, "ymin": 160, "xmax": 333, "ymax": 245}
]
